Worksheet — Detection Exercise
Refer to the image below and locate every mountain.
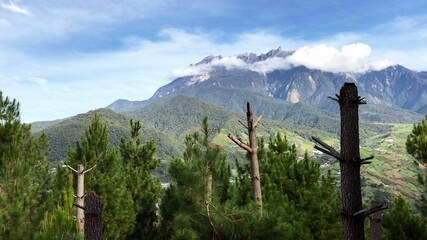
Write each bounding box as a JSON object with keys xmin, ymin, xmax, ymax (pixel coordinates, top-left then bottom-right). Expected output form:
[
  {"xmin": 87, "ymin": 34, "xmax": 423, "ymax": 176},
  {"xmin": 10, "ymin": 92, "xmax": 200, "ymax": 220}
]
[
  {"xmin": 37, "ymin": 95, "xmax": 392, "ymax": 166},
  {"xmin": 126, "ymin": 95, "xmax": 239, "ymax": 139},
  {"xmin": 106, "ymin": 99, "xmax": 148, "ymax": 113},
  {"xmin": 102, "ymin": 96, "xmax": 427, "ymax": 203},
  {"xmin": 356, "ymin": 65, "xmax": 427, "ymax": 113},
  {"xmin": 108, "ymin": 48, "xmax": 424, "ymax": 123},
  {"xmin": 33, "ymin": 48, "xmax": 426, "ymax": 204},
  {"xmin": 36, "ymin": 95, "xmax": 423, "ymax": 204},
  {"xmin": 32, "ymin": 108, "xmax": 181, "ymax": 163}
]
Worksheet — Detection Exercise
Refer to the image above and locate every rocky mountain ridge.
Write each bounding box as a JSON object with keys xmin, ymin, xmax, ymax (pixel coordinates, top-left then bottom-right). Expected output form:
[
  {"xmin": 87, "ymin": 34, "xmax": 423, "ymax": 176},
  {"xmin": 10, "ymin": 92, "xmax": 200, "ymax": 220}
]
[{"xmin": 108, "ymin": 48, "xmax": 427, "ymax": 119}]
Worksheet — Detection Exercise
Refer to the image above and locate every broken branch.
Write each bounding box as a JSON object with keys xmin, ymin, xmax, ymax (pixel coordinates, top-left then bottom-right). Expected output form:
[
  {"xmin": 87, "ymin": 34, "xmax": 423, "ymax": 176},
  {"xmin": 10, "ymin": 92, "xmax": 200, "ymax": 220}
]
[
  {"xmin": 228, "ymin": 134, "xmax": 253, "ymax": 153},
  {"xmin": 73, "ymin": 203, "xmax": 86, "ymax": 211},
  {"xmin": 353, "ymin": 204, "xmax": 388, "ymax": 219},
  {"xmin": 238, "ymin": 119, "xmax": 248, "ymax": 129},
  {"xmin": 358, "ymin": 96, "xmax": 367, "ymax": 104},
  {"xmin": 327, "ymin": 94, "xmax": 341, "ymax": 103},
  {"xmin": 253, "ymin": 115, "xmax": 263, "ymax": 129},
  {"xmin": 83, "ymin": 164, "xmax": 97, "ymax": 174},
  {"xmin": 312, "ymin": 136, "xmax": 341, "ymax": 160},
  {"xmin": 64, "ymin": 164, "xmax": 78, "ymax": 173}
]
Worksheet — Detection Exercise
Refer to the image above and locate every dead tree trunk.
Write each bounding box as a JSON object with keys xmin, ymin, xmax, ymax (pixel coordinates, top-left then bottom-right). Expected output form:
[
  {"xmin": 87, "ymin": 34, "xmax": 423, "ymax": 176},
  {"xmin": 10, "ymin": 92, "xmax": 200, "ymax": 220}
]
[
  {"xmin": 247, "ymin": 102, "xmax": 263, "ymax": 216},
  {"xmin": 76, "ymin": 164, "xmax": 85, "ymax": 233},
  {"xmin": 228, "ymin": 101, "xmax": 263, "ymax": 217},
  {"xmin": 369, "ymin": 200, "xmax": 383, "ymax": 240},
  {"xmin": 339, "ymin": 83, "xmax": 364, "ymax": 239},
  {"xmin": 84, "ymin": 192, "xmax": 103, "ymax": 240},
  {"xmin": 312, "ymin": 83, "xmax": 387, "ymax": 240},
  {"xmin": 65, "ymin": 164, "xmax": 96, "ymax": 235}
]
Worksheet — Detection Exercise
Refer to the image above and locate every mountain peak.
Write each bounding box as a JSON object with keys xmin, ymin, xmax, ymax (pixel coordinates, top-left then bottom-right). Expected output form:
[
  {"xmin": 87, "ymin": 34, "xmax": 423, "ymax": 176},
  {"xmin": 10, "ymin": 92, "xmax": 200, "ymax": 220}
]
[
  {"xmin": 194, "ymin": 55, "xmax": 223, "ymax": 66},
  {"xmin": 237, "ymin": 47, "xmax": 294, "ymax": 63},
  {"xmin": 194, "ymin": 47, "xmax": 294, "ymax": 66}
]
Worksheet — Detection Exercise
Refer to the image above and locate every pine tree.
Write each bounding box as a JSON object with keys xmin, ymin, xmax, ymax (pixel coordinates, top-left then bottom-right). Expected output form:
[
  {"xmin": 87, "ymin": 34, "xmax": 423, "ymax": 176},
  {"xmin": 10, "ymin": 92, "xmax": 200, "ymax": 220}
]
[
  {"xmin": 219, "ymin": 133, "xmax": 342, "ymax": 239},
  {"xmin": 35, "ymin": 172, "xmax": 77, "ymax": 239},
  {"xmin": 261, "ymin": 133, "xmax": 342, "ymax": 239},
  {"xmin": 406, "ymin": 116, "xmax": 427, "ymax": 164},
  {"xmin": 159, "ymin": 117, "xmax": 230, "ymax": 239},
  {"xmin": 119, "ymin": 120, "xmax": 161, "ymax": 239},
  {"xmin": 406, "ymin": 115, "xmax": 427, "ymax": 217},
  {"xmin": 0, "ymin": 91, "xmax": 52, "ymax": 239},
  {"xmin": 382, "ymin": 196, "xmax": 427, "ymax": 240},
  {"xmin": 66, "ymin": 114, "xmax": 135, "ymax": 239}
]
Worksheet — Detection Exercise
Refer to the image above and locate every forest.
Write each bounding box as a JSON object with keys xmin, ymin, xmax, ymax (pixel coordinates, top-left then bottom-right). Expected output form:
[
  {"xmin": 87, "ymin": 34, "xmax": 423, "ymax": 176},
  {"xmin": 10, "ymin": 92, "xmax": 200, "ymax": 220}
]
[{"xmin": 1, "ymin": 85, "xmax": 427, "ymax": 240}]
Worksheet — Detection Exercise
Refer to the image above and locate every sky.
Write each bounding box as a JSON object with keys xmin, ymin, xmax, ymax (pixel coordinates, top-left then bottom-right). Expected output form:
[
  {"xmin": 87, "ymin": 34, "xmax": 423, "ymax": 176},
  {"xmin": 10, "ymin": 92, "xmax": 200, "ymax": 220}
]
[{"xmin": 1, "ymin": 0, "xmax": 427, "ymax": 122}]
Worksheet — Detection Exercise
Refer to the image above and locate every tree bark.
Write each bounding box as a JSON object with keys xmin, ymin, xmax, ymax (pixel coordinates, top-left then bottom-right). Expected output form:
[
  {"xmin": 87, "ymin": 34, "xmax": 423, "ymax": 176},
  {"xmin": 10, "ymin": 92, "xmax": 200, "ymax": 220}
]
[
  {"xmin": 84, "ymin": 192, "xmax": 103, "ymax": 240},
  {"xmin": 369, "ymin": 200, "xmax": 383, "ymax": 240},
  {"xmin": 246, "ymin": 102, "xmax": 262, "ymax": 217},
  {"xmin": 227, "ymin": 102, "xmax": 263, "ymax": 217},
  {"xmin": 339, "ymin": 83, "xmax": 364, "ymax": 240},
  {"xmin": 77, "ymin": 164, "xmax": 85, "ymax": 234}
]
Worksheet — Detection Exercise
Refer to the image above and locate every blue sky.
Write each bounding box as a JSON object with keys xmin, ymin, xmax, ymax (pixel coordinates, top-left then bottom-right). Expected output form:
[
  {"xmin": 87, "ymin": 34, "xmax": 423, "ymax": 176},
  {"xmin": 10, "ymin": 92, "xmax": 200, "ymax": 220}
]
[{"xmin": 1, "ymin": 0, "xmax": 427, "ymax": 122}]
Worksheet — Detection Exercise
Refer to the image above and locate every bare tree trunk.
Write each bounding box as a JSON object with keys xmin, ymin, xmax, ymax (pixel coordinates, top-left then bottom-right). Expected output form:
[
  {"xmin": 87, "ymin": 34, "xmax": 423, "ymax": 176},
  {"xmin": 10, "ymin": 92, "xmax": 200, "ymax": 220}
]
[
  {"xmin": 339, "ymin": 83, "xmax": 364, "ymax": 240},
  {"xmin": 312, "ymin": 83, "xmax": 387, "ymax": 240},
  {"xmin": 84, "ymin": 192, "xmax": 103, "ymax": 240},
  {"xmin": 205, "ymin": 171, "xmax": 219, "ymax": 239},
  {"xmin": 206, "ymin": 172, "xmax": 212, "ymax": 204},
  {"xmin": 228, "ymin": 102, "xmax": 263, "ymax": 217},
  {"xmin": 246, "ymin": 102, "xmax": 262, "ymax": 217},
  {"xmin": 77, "ymin": 164, "xmax": 85, "ymax": 234},
  {"xmin": 205, "ymin": 167, "xmax": 213, "ymax": 226},
  {"xmin": 65, "ymin": 164, "xmax": 96, "ymax": 235},
  {"xmin": 369, "ymin": 200, "xmax": 383, "ymax": 240}
]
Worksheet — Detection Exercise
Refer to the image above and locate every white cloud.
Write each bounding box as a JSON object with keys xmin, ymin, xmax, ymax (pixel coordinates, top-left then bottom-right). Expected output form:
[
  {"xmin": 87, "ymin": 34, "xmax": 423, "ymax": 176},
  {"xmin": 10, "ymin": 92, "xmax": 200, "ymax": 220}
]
[
  {"xmin": 211, "ymin": 56, "xmax": 247, "ymax": 70},
  {"xmin": 1, "ymin": 1, "xmax": 31, "ymax": 16},
  {"xmin": 172, "ymin": 65, "xmax": 209, "ymax": 77},
  {"xmin": 369, "ymin": 60, "xmax": 397, "ymax": 71},
  {"xmin": 342, "ymin": 43, "xmax": 371, "ymax": 59},
  {"xmin": 250, "ymin": 57, "xmax": 292, "ymax": 73},
  {"xmin": 286, "ymin": 43, "xmax": 390, "ymax": 73},
  {"xmin": 172, "ymin": 42, "xmax": 393, "ymax": 76}
]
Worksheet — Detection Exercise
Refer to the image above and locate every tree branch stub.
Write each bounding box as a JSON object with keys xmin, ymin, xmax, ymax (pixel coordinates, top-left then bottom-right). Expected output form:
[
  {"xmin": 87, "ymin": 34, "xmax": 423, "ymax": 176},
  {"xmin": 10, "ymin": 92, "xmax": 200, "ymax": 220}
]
[{"xmin": 227, "ymin": 134, "xmax": 252, "ymax": 153}]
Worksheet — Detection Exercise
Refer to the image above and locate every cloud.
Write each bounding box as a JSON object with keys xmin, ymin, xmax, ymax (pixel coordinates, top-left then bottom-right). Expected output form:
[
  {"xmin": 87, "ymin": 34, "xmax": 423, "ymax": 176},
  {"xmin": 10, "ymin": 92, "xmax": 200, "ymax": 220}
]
[
  {"xmin": 287, "ymin": 43, "xmax": 387, "ymax": 73},
  {"xmin": 172, "ymin": 42, "xmax": 394, "ymax": 77},
  {"xmin": 0, "ymin": 26, "xmax": 417, "ymax": 122},
  {"xmin": 250, "ymin": 57, "xmax": 292, "ymax": 73},
  {"xmin": 1, "ymin": 1, "xmax": 31, "ymax": 16}
]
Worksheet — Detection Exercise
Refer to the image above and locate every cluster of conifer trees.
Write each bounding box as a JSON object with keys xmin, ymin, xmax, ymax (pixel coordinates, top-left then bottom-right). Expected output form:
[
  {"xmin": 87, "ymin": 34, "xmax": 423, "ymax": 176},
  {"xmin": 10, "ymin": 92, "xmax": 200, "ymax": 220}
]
[{"xmin": 0, "ymin": 91, "xmax": 426, "ymax": 239}]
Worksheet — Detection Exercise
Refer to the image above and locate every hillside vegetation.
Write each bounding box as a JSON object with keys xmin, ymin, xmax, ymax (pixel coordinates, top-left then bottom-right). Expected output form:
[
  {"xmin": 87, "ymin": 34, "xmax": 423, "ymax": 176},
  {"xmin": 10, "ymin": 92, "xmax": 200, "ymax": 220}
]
[{"xmin": 34, "ymin": 95, "xmax": 424, "ymax": 206}]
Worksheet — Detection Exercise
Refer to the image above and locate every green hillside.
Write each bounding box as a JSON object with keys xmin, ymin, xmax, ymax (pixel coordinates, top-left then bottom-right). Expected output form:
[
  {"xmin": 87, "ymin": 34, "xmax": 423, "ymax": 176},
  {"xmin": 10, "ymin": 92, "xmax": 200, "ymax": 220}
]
[
  {"xmin": 32, "ymin": 95, "xmax": 424, "ymax": 205},
  {"xmin": 129, "ymin": 96, "xmax": 423, "ymax": 205},
  {"xmin": 33, "ymin": 108, "xmax": 181, "ymax": 164}
]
